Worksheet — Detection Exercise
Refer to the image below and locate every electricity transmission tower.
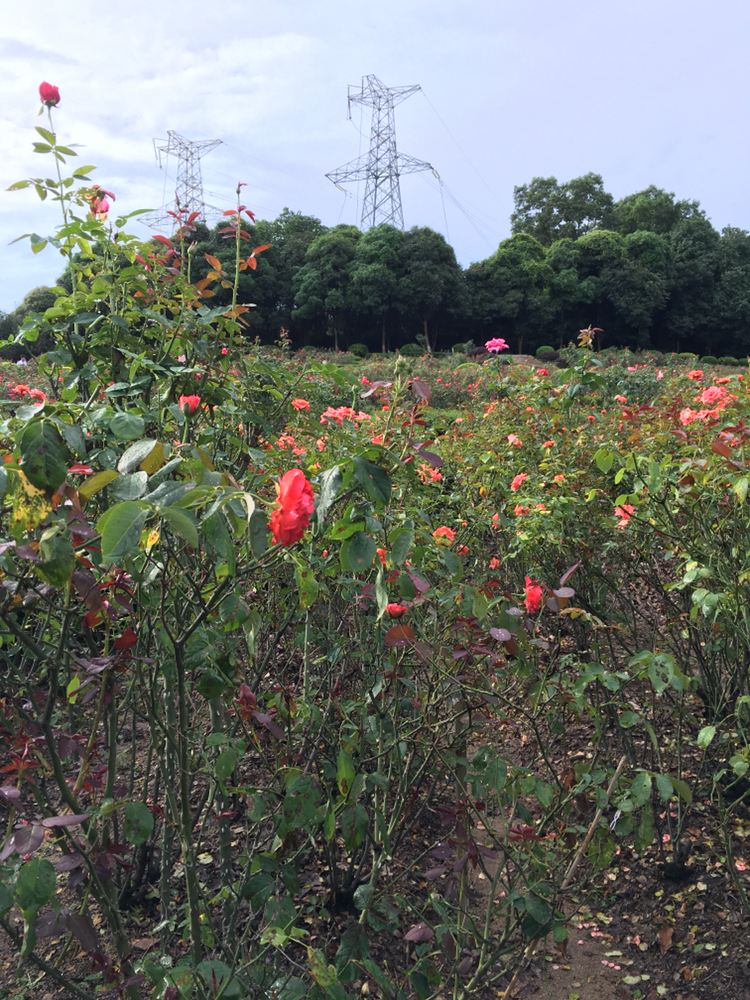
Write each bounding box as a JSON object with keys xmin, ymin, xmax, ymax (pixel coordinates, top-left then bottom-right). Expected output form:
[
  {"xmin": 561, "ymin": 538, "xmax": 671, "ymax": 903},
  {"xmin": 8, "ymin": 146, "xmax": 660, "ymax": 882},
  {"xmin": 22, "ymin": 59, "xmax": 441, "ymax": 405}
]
[
  {"xmin": 144, "ymin": 130, "xmax": 222, "ymax": 231},
  {"xmin": 327, "ymin": 75, "xmax": 434, "ymax": 230}
]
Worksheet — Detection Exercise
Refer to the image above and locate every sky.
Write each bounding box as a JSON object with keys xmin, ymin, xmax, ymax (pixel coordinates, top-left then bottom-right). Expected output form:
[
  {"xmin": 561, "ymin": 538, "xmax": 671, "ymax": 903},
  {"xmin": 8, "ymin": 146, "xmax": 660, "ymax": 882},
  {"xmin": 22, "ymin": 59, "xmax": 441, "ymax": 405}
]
[{"xmin": 1, "ymin": 0, "xmax": 749, "ymax": 313}]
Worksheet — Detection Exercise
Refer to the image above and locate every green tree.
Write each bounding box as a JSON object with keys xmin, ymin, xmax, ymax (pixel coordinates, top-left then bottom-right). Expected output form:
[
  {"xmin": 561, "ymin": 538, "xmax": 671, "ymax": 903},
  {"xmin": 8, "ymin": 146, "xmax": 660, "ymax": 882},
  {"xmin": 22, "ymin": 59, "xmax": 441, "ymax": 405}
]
[
  {"xmin": 714, "ymin": 226, "xmax": 750, "ymax": 355},
  {"xmin": 349, "ymin": 225, "xmax": 407, "ymax": 353},
  {"xmin": 561, "ymin": 230, "xmax": 627, "ymax": 341},
  {"xmin": 546, "ymin": 238, "xmax": 596, "ymax": 345},
  {"xmin": 468, "ymin": 234, "xmax": 552, "ymax": 353},
  {"xmin": 191, "ymin": 210, "xmax": 326, "ymax": 344},
  {"xmin": 292, "ymin": 225, "xmax": 361, "ymax": 350},
  {"xmin": 263, "ymin": 209, "xmax": 327, "ymax": 340},
  {"xmin": 511, "ymin": 173, "xmax": 615, "ymax": 246},
  {"xmin": 663, "ymin": 214, "xmax": 720, "ymax": 352},
  {"xmin": 612, "ymin": 185, "xmax": 703, "ymax": 236},
  {"xmin": 401, "ymin": 226, "xmax": 464, "ymax": 353},
  {"xmin": 6, "ymin": 286, "xmax": 59, "ymax": 358},
  {"xmin": 608, "ymin": 231, "xmax": 672, "ymax": 346}
]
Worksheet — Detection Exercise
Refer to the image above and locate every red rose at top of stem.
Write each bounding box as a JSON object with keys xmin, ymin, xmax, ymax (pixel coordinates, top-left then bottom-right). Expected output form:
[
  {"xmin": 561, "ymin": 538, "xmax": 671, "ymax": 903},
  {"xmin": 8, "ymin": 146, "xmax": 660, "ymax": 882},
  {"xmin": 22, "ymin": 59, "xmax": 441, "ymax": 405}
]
[
  {"xmin": 179, "ymin": 394, "xmax": 201, "ymax": 414},
  {"xmin": 524, "ymin": 576, "xmax": 544, "ymax": 614},
  {"xmin": 39, "ymin": 82, "xmax": 60, "ymax": 107},
  {"xmin": 270, "ymin": 468, "xmax": 314, "ymax": 546}
]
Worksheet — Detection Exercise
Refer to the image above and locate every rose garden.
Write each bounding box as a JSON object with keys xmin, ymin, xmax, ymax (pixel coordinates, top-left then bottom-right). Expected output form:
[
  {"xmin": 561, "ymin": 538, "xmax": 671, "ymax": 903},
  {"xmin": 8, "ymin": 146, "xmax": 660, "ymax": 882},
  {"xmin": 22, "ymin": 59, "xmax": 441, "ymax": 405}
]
[{"xmin": 1, "ymin": 84, "xmax": 750, "ymax": 1000}]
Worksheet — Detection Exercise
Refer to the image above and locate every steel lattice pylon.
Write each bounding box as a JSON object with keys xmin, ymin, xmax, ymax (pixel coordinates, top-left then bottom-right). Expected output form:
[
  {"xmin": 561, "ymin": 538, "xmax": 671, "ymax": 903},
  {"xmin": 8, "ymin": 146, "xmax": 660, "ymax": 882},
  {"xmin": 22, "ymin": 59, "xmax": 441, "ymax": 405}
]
[
  {"xmin": 327, "ymin": 75, "xmax": 433, "ymax": 230},
  {"xmin": 144, "ymin": 130, "xmax": 222, "ymax": 231}
]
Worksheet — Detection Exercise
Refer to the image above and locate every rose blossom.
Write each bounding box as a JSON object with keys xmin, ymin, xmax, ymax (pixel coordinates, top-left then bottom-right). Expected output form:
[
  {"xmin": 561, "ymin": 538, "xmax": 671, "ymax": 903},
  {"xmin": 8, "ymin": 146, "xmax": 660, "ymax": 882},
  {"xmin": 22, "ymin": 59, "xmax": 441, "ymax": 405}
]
[
  {"xmin": 39, "ymin": 82, "xmax": 60, "ymax": 107},
  {"xmin": 485, "ymin": 337, "xmax": 509, "ymax": 353},
  {"xmin": 524, "ymin": 577, "xmax": 544, "ymax": 614},
  {"xmin": 269, "ymin": 469, "xmax": 314, "ymax": 546},
  {"xmin": 179, "ymin": 394, "xmax": 201, "ymax": 414}
]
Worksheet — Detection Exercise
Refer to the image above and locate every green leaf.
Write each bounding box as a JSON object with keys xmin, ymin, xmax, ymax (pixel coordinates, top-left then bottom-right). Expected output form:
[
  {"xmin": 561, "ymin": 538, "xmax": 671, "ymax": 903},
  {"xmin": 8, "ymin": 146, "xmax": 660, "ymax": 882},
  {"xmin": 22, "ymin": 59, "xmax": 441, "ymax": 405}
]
[
  {"xmin": 97, "ymin": 501, "xmax": 148, "ymax": 563},
  {"xmin": 655, "ymin": 773, "xmax": 673, "ymax": 802},
  {"xmin": 352, "ymin": 456, "xmax": 391, "ymax": 504},
  {"xmin": 36, "ymin": 523, "xmax": 75, "ymax": 588},
  {"xmin": 117, "ymin": 439, "xmax": 159, "ymax": 474},
  {"xmin": 374, "ymin": 563, "xmax": 388, "ymax": 621},
  {"xmin": 35, "ymin": 126, "xmax": 56, "ymax": 144},
  {"xmin": 215, "ymin": 748, "xmax": 238, "ymax": 782},
  {"xmin": 629, "ymin": 771, "xmax": 652, "ymax": 808},
  {"xmin": 196, "ymin": 960, "xmax": 242, "ymax": 999},
  {"xmin": 618, "ymin": 710, "xmax": 640, "ymax": 729},
  {"xmin": 56, "ymin": 421, "xmax": 87, "ymax": 457},
  {"xmin": 15, "ymin": 859, "xmax": 56, "ymax": 913},
  {"xmin": 340, "ymin": 803, "xmax": 368, "ymax": 851},
  {"xmin": 337, "ymin": 750, "xmax": 356, "ymax": 798},
  {"xmin": 315, "ymin": 464, "xmax": 342, "ymax": 525},
  {"xmin": 109, "ymin": 412, "xmax": 146, "ymax": 442},
  {"xmin": 697, "ymin": 725, "xmax": 716, "ymax": 749},
  {"xmin": 323, "ymin": 806, "xmax": 336, "ymax": 843},
  {"xmin": 524, "ymin": 893, "xmax": 550, "ymax": 926},
  {"xmin": 353, "ymin": 884, "xmax": 374, "ymax": 912},
  {"xmin": 341, "ymin": 531, "xmax": 375, "ymax": 572},
  {"xmin": 110, "ymin": 472, "xmax": 148, "ymax": 501},
  {"xmin": 390, "ymin": 524, "xmax": 414, "ymax": 565},
  {"xmin": 123, "ymin": 802, "xmax": 155, "ymax": 846},
  {"xmin": 335, "ymin": 924, "xmax": 369, "ymax": 984},
  {"xmin": 635, "ymin": 810, "xmax": 655, "ymax": 853},
  {"xmin": 330, "ymin": 517, "xmax": 366, "ymax": 540},
  {"xmin": 203, "ymin": 510, "xmax": 236, "ymax": 574},
  {"xmin": 160, "ymin": 506, "xmax": 199, "ymax": 548},
  {"xmin": 295, "ymin": 565, "xmax": 319, "ymax": 610},
  {"xmin": 18, "ymin": 420, "xmax": 67, "ymax": 491},
  {"xmin": 249, "ymin": 508, "xmax": 268, "ymax": 557},
  {"xmin": 669, "ymin": 775, "xmax": 692, "ymax": 805},
  {"xmin": 440, "ymin": 548, "xmax": 462, "ymax": 581},
  {"xmin": 595, "ymin": 449, "xmax": 614, "ymax": 473}
]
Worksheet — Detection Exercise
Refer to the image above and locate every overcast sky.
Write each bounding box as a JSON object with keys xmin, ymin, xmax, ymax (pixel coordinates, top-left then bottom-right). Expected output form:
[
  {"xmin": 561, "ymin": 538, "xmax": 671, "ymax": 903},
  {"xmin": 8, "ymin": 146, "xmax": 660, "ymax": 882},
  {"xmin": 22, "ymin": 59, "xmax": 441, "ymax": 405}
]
[{"xmin": 2, "ymin": 0, "xmax": 749, "ymax": 313}]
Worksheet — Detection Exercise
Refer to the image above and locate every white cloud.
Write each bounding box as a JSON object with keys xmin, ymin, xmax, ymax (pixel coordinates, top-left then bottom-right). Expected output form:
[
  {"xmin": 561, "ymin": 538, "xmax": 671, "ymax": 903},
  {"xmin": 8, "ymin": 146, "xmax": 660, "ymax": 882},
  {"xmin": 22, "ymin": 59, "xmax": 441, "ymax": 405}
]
[{"xmin": 1, "ymin": 0, "xmax": 749, "ymax": 310}]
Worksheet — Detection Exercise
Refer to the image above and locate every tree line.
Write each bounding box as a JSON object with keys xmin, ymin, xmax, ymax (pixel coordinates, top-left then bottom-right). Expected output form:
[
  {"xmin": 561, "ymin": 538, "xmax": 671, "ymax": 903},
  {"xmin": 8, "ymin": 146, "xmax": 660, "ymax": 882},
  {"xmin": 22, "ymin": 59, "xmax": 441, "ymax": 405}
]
[{"xmin": 4, "ymin": 173, "xmax": 750, "ymax": 357}]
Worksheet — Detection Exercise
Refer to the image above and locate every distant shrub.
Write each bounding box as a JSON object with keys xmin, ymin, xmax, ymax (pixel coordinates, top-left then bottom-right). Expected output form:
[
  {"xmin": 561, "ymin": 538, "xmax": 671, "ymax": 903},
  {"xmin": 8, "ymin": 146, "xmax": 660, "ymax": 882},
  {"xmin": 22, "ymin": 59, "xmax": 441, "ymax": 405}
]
[
  {"xmin": 700, "ymin": 356, "xmax": 718, "ymax": 365},
  {"xmin": 400, "ymin": 343, "xmax": 423, "ymax": 357},
  {"xmin": 348, "ymin": 343, "xmax": 370, "ymax": 358},
  {"xmin": 678, "ymin": 352, "xmax": 698, "ymax": 360},
  {"xmin": 537, "ymin": 349, "xmax": 560, "ymax": 362},
  {"xmin": 536, "ymin": 345, "xmax": 555, "ymax": 358},
  {"xmin": 0, "ymin": 342, "xmax": 30, "ymax": 362},
  {"xmin": 718, "ymin": 355, "xmax": 742, "ymax": 366}
]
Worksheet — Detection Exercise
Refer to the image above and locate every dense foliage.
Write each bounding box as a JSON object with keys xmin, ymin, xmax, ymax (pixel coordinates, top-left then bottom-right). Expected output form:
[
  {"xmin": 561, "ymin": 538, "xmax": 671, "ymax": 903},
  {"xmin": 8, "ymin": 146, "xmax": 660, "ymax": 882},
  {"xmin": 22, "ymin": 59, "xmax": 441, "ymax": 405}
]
[
  {"xmin": 3, "ymin": 84, "xmax": 750, "ymax": 1000},
  {"xmin": 30, "ymin": 174, "xmax": 749, "ymax": 361}
]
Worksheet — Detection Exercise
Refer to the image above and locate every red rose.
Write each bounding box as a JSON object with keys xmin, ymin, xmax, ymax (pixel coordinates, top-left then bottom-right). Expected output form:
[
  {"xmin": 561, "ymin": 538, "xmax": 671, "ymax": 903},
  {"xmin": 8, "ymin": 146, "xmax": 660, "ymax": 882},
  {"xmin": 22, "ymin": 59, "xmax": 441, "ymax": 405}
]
[
  {"xmin": 386, "ymin": 603, "xmax": 408, "ymax": 616},
  {"xmin": 39, "ymin": 82, "xmax": 60, "ymax": 107},
  {"xmin": 179, "ymin": 394, "xmax": 201, "ymax": 414},
  {"xmin": 524, "ymin": 576, "xmax": 544, "ymax": 614},
  {"xmin": 269, "ymin": 469, "xmax": 314, "ymax": 546}
]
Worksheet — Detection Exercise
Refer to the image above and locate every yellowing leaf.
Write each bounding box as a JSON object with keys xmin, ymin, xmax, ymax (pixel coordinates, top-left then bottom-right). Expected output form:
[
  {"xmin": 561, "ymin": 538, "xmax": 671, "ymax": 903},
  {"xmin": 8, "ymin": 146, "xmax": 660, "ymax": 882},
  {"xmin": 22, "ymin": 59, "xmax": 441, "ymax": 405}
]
[
  {"xmin": 140, "ymin": 441, "xmax": 164, "ymax": 475},
  {"xmin": 80, "ymin": 469, "xmax": 118, "ymax": 500},
  {"xmin": 12, "ymin": 470, "xmax": 52, "ymax": 532}
]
